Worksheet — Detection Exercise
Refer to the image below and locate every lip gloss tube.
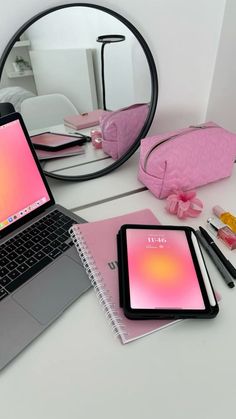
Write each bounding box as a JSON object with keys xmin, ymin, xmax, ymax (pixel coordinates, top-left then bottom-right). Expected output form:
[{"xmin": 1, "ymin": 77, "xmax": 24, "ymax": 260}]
[
  {"xmin": 207, "ymin": 217, "xmax": 236, "ymax": 250},
  {"xmin": 213, "ymin": 205, "xmax": 236, "ymax": 233}
]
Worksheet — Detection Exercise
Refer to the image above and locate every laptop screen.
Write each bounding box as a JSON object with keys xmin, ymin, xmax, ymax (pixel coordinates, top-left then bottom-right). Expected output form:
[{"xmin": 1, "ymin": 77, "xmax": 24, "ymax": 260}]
[{"xmin": 0, "ymin": 117, "xmax": 51, "ymax": 233}]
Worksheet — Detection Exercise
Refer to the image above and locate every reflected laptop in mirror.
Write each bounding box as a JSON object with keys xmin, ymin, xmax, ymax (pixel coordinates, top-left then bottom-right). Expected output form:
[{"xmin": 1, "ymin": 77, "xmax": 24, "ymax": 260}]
[{"xmin": 0, "ymin": 112, "xmax": 91, "ymax": 370}]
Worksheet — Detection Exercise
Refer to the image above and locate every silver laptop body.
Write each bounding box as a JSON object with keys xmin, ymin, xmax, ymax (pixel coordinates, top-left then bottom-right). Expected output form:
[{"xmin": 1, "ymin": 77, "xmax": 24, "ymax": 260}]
[{"xmin": 0, "ymin": 112, "xmax": 91, "ymax": 370}]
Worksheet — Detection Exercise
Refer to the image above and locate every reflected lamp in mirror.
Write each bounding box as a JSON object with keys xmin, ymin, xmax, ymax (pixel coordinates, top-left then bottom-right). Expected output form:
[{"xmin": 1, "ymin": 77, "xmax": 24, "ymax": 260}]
[{"xmin": 96, "ymin": 34, "xmax": 126, "ymax": 111}]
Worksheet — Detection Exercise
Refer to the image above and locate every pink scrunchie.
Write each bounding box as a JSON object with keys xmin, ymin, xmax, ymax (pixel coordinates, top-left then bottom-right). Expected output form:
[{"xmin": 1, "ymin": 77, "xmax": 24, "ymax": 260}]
[{"xmin": 165, "ymin": 190, "xmax": 203, "ymax": 219}]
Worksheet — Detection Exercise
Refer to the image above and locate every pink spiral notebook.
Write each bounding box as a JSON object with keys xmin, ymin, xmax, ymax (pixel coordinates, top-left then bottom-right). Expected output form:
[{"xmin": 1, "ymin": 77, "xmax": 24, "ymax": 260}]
[{"xmin": 70, "ymin": 209, "xmax": 179, "ymax": 343}]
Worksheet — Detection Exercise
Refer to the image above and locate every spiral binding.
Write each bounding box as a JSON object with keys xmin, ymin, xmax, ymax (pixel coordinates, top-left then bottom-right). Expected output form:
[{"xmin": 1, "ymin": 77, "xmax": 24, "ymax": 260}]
[{"xmin": 70, "ymin": 225, "xmax": 128, "ymax": 341}]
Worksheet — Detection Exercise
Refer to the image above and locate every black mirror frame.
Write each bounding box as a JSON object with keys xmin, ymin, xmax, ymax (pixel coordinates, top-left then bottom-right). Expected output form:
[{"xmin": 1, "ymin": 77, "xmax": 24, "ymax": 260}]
[{"xmin": 0, "ymin": 2, "xmax": 158, "ymax": 182}]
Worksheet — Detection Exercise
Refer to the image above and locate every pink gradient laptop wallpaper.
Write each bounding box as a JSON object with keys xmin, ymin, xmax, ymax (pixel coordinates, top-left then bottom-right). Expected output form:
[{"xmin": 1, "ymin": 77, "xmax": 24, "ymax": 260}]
[{"xmin": 0, "ymin": 119, "xmax": 50, "ymax": 231}]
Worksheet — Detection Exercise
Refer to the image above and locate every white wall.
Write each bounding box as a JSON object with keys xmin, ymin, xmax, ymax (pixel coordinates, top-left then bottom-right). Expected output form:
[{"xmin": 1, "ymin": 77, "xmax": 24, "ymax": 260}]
[
  {"xmin": 0, "ymin": 0, "xmax": 226, "ymax": 135},
  {"xmin": 206, "ymin": 0, "xmax": 236, "ymax": 133},
  {"xmin": 25, "ymin": 7, "xmax": 143, "ymax": 109}
]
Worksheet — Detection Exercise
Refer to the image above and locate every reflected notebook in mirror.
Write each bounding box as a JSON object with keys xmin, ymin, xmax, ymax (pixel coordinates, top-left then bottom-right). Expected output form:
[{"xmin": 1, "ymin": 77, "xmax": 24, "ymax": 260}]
[
  {"xmin": 64, "ymin": 109, "xmax": 106, "ymax": 130},
  {"xmin": 35, "ymin": 145, "xmax": 85, "ymax": 160}
]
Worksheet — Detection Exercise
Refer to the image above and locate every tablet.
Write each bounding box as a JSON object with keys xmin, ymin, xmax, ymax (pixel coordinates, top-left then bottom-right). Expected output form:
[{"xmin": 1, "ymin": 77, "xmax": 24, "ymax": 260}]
[
  {"xmin": 31, "ymin": 132, "xmax": 87, "ymax": 151},
  {"xmin": 117, "ymin": 225, "xmax": 219, "ymax": 320}
]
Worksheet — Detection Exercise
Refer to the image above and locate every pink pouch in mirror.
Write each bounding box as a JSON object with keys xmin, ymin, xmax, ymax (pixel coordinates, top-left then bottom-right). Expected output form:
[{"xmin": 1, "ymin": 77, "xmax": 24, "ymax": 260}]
[{"xmin": 100, "ymin": 103, "xmax": 149, "ymax": 160}]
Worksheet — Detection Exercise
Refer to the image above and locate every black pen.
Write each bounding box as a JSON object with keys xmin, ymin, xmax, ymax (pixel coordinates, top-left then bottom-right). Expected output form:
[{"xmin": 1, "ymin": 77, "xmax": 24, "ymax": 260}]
[
  {"xmin": 68, "ymin": 131, "xmax": 92, "ymax": 141},
  {"xmin": 199, "ymin": 226, "xmax": 236, "ymax": 279},
  {"xmin": 196, "ymin": 230, "xmax": 234, "ymax": 288}
]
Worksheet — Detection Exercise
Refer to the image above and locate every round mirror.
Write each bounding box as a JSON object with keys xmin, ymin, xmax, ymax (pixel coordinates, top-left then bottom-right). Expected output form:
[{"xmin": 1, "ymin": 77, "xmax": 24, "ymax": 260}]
[{"xmin": 0, "ymin": 3, "xmax": 158, "ymax": 181}]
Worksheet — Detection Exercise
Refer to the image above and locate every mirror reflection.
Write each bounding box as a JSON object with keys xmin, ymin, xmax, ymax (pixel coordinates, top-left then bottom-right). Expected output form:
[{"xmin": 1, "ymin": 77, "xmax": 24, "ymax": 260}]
[{"xmin": 0, "ymin": 5, "xmax": 153, "ymax": 177}]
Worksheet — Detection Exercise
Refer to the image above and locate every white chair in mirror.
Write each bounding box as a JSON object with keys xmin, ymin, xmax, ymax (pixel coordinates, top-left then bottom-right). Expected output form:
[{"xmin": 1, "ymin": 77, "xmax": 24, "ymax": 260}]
[{"xmin": 20, "ymin": 93, "xmax": 79, "ymax": 131}]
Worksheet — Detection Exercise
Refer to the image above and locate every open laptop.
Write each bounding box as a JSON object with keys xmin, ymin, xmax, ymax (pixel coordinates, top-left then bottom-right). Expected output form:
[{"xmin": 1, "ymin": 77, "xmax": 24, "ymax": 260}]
[{"xmin": 0, "ymin": 112, "xmax": 91, "ymax": 370}]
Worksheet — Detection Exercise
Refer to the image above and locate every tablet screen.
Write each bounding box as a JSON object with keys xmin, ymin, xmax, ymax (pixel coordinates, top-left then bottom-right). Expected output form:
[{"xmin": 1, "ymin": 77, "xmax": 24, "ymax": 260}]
[
  {"xmin": 31, "ymin": 133, "xmax": 82, "ymax": 148},
  {"xmin": 126, "ymin": 228, "xmax": 205, "ymax": 310}
]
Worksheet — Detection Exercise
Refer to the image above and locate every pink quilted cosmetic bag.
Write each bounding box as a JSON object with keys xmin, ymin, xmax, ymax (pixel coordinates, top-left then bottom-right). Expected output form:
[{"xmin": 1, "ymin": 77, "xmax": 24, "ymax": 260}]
[
  {"xmin": 138, "ymin": 122, "xmax": 236, "ymax": 199},
  {"xmin": 100, "ymin": 103, "xmax": 149, "ymax": 159}
]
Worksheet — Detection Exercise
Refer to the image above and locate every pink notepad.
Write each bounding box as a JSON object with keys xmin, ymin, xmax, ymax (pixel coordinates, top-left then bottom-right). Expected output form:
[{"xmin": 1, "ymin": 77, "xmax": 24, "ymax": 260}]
[
  {"xmin": 70, "ymin": 209, "xmax": 179, "ymax": 343},
  {"xmin": 64, "ymin": 109, "xmax": 106, "ymax": 130}
]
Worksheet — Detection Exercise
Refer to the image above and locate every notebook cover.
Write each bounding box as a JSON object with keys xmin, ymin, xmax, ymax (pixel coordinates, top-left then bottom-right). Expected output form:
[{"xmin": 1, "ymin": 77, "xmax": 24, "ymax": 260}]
[
  {"xmin": 64, "ymin": 109, "xmax": 105, "ymax": 130},
  {"xmin": 70, "ymin": 209, "xmax": 179, "ymax": 344},
  {"xmin": 35, "ymin": 145, "xmax": 85, "ymax": 160}
]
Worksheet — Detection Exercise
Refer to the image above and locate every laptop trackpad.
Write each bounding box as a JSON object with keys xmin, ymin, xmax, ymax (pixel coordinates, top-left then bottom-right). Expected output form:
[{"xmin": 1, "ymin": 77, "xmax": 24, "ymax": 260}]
[{"xmin": 12, "ymin": 256, "xmax": 91, "ymax": 325}]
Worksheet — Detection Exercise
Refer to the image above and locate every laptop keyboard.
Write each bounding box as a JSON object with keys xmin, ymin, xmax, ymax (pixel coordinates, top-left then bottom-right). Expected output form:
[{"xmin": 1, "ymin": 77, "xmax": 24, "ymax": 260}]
[{"xmin": 0, "ymin": 209, "xmax": 77, "ymax": 301}]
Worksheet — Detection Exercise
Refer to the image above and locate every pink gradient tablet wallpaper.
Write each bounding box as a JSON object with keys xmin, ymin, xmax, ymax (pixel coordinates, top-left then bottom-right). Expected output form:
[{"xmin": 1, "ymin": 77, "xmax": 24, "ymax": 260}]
[
  {"xmin": 126, "ymin": 229, "xmax": 205, "ymax": 310},
  {"xmin": 0, "ymin": 120, "xmax": 50, "ymax": 230}
]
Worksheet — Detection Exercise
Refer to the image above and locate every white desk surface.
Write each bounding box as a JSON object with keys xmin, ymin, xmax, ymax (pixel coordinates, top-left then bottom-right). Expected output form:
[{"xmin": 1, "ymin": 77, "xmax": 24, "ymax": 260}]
[
  {"xmin": 47, "ymin": 152, "xmax": 143, "ymax": 211},
  {"xmin": 1, "ymin": 157, "xmax": 236, "ymax": 419}
]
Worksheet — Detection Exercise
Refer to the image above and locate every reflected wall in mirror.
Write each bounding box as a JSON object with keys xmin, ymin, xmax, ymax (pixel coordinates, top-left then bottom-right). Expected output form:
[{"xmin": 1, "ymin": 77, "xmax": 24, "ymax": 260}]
[{"xmin": 0, "ymin": 3, "xmax": 158, "ymax": 181}]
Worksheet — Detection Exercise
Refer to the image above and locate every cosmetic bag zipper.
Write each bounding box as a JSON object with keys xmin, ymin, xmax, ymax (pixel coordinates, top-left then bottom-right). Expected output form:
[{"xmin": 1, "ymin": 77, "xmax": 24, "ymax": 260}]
[{"xmin": 143, "ymin": 124, "xmax": 217, "ymax": 172}]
